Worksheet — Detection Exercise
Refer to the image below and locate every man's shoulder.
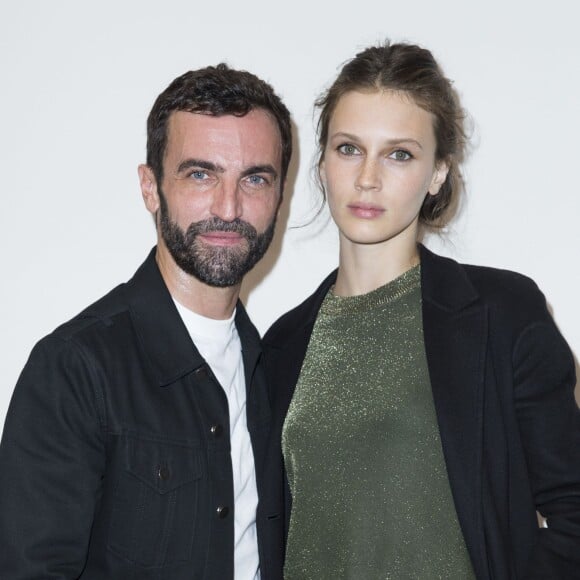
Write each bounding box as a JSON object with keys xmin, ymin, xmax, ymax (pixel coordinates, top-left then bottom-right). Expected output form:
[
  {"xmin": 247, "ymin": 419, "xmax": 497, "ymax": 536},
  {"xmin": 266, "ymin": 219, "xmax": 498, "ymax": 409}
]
[
  {"xmin": 47, "ymin": 250, "xmax": 160, "ymax": 345},
  {"xmin": 50, "ymin": 282, "xmax": 130, "ymax": 341},
  {"xmin": 13, "ymin": 281, "xmax": 136, "ymax": 397},
  {"xmin": 26, "ymin": 283, "xmax": 136, "ymax": 373}
]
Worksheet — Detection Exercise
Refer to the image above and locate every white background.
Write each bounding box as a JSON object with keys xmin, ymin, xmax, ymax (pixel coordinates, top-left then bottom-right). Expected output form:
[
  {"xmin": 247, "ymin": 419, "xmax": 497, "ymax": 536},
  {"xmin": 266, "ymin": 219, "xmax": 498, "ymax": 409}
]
[{"xmin": 1, "ymin": 0, "xmax": 578, "ymax": 428}]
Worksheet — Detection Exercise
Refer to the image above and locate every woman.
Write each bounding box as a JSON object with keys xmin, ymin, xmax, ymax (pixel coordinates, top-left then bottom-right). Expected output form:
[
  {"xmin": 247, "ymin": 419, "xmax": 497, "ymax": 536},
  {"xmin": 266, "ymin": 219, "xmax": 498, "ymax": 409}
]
[{"xmin": 263, "ymin": 43, "xmax": 580, "ymax": 579}]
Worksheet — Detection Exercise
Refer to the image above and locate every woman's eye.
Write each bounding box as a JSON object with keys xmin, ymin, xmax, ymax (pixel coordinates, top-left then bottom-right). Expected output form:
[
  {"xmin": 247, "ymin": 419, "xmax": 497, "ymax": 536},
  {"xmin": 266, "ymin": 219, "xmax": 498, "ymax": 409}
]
[
  {"xmin": 337, "ymin": 143, "xmax": 360, "ymax": 156},
  {"xmin": 389, "ymin": 150, "xmax": 412, "ymax": 161}
]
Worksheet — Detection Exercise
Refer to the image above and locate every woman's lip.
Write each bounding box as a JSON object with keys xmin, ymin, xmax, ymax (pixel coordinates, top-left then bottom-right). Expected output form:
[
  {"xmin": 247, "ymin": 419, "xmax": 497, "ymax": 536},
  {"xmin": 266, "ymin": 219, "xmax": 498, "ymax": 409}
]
[
  {"xmin": 347, "ymin": 203, "xmax": 385, "ymax": 219},
  {"xmin": 198, "ymin": 232, "xmax": 245, "ymax": 246}
]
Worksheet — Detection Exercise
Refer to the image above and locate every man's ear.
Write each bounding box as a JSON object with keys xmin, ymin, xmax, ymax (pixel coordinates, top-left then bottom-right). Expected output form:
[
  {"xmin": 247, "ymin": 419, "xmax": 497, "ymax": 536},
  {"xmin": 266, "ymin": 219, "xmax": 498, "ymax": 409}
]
[
  {"xmin": 275, "ymin": 176, "xmax": 287, "ymax": 215},
  {"xmin": 138, "ymin": 164, "xmax": 160, "ymax": 214},
  {"xmin": 427, "ymin": 160, "xmax": 450, "ymax": 196}
]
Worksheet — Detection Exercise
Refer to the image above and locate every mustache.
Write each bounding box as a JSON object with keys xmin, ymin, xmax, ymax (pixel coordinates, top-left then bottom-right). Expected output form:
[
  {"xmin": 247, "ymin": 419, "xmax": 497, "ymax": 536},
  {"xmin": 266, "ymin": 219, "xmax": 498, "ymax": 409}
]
[{"xmin": 184, "ymin": 217, "xmax": 258, "ymax": 241}]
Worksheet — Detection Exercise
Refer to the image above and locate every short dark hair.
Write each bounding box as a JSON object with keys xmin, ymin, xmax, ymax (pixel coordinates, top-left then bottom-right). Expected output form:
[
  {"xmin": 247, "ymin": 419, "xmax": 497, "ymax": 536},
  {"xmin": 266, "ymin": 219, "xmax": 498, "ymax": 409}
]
[
  {"xmin": 146, "ymin": 63, "xmax": 292, "ymax": 187},
  {"xmin": 316, "ymin": 42, "xmax": 467, "ymax": 228}
]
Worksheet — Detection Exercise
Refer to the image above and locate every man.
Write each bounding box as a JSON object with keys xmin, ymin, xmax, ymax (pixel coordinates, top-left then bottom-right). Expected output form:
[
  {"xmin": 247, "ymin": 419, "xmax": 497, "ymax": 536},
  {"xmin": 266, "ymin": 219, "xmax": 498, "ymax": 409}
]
[{"xmin": 0, "ymin": 64, "xmax": 291, "ymax": 579}]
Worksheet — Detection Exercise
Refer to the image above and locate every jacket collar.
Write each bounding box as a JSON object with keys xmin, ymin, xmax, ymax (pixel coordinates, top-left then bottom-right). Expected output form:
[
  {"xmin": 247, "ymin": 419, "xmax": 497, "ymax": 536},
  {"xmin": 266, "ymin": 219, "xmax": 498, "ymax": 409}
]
[
  {"xmin": 266, "ymin": 244, "xmax": 480, "ymax": 349},
  {"xmin": 124, "ymin": 248, "xmax": 259, "ymax": 387},
  {"xmin": 419, "ymin": 244, "xmax": 480, "ymax": 312}
]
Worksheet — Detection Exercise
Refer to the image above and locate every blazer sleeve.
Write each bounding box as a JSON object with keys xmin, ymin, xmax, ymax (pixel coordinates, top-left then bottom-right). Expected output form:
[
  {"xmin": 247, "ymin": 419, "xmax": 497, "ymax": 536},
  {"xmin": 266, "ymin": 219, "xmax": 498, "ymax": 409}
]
[
  {"xmin": 511, "ymin": 301, "xmax": 580, "ymax": 578},
  {"xmin": 0, "ymin": 335, "xmax": 106, "ymax": 579}
]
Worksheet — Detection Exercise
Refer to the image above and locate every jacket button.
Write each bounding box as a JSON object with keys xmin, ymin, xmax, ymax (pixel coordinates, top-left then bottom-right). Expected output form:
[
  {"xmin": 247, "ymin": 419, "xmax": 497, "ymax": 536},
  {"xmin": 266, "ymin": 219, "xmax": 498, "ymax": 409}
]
[
  {"xmin": 216, "ymin": 506, "xmax": 229, "ymax": 519},
  {"xmin": 194, "ymin": 366, "xmax": 209, "ymax": 380},
  {"xmin": 158, "ymin": 466, "xmax": 171, "ymax": 481},
  {"xmin": 210, "ymin": 424, "xmax": 223, "ymax": 438}
]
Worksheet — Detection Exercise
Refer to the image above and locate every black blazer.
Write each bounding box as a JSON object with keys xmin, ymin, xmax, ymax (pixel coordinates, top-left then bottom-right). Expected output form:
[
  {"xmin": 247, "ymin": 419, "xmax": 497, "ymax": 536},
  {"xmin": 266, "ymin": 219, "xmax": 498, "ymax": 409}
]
[
  {"xmin": 0, "ymin": 249, "xmax": 282, "ymax": 580},
  {"xmin": 263, "ymin": 245, "xmax": 580, "ymax": 579}
]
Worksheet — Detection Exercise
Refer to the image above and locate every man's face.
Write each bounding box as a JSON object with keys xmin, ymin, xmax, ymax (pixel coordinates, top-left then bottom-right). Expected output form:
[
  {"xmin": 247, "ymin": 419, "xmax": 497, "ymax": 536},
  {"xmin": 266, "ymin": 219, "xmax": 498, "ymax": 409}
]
[{"xmin": 141, "ymin": 110, "xmax": 283, "ymax": 287}]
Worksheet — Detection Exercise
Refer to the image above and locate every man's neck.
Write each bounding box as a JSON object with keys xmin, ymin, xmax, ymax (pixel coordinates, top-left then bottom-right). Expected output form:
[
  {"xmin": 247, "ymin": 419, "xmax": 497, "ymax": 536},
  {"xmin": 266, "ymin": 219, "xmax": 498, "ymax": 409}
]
[{"xmin": 155, "ymin": 246, "xmax": 240, "ymax": 320}]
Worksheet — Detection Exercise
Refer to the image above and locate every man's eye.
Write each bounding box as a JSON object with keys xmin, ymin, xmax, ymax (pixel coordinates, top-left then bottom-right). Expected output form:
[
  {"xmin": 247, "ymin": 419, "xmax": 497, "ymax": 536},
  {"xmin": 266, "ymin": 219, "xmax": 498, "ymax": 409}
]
[
  {"xmin": 337, "ymin": 143, "xmax": 360, "ymax": 156},
  {"xmin": 190, "ymin": 170, "xmax": 208, "ymax": 180},
  {"xmin": 389, "ymin": 150, "xmax": 412, "ymax": 161},
  {"xmin": 247, "ymin": 175, "xmax": 267, "ymax": 185}
]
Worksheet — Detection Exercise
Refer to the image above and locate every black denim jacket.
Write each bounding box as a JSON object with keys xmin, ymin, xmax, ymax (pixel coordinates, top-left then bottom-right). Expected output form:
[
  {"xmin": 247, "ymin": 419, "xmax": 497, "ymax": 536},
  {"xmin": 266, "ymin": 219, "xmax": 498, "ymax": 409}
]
[{"xmin": 0, "ymin": 249, "xmax": 282, "ymax": 579}]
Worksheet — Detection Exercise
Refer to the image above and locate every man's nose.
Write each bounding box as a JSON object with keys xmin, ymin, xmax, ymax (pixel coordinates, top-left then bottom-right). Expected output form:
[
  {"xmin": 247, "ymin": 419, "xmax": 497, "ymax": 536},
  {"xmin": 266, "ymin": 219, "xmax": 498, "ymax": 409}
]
[{"xmin": 210, "ymin": 181, "xmax": 243, "ymax": 222}]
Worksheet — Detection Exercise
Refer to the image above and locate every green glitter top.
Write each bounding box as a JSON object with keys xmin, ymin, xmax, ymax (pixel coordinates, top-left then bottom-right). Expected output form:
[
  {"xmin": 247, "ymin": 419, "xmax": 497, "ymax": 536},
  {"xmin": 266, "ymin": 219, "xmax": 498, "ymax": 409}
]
[{"xmin": 282, "ymin": 264, "xmax": 474, "ymax": 579}]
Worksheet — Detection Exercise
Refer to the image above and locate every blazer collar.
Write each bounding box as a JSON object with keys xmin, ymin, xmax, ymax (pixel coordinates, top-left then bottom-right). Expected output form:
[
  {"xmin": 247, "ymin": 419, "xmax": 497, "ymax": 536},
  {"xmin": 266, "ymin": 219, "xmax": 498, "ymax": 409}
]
[
  {"xmin": 265, "ymin": 244, "xmax": 481, "ymax": 352},
  {"xmin": 419, "ymin": 244, "xmax": 480, "ymax": 312},
  {"xmin": 124, "ymin": 248, "xmax": 259, "ymax": 387}
]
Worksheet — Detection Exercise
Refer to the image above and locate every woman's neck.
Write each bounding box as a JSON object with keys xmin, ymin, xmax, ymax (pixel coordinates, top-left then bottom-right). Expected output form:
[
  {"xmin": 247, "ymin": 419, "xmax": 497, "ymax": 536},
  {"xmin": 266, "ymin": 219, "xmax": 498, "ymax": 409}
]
[{"xmin": 334, "ymin": 236, "xmax": 420, "ymax": 297}]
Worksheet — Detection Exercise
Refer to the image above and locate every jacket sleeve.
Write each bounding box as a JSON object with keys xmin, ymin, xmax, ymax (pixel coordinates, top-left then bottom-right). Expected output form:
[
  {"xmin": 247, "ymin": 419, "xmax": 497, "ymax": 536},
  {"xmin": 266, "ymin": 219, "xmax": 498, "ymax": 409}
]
[
  {"xmin": 512, "ymin": 305, "xmax": 580, "ymax": 578},
  {"xmin": 0, "ymin": 335, "xmax": 106, "ymax": 579}
]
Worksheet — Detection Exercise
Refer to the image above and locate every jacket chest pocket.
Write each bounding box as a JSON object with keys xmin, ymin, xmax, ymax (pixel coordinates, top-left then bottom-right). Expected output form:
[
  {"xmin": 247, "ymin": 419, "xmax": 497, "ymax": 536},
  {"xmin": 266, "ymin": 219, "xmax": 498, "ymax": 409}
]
[{"xmin": 108, "ymin": 434, "xmax": 205, "ymax": 568}]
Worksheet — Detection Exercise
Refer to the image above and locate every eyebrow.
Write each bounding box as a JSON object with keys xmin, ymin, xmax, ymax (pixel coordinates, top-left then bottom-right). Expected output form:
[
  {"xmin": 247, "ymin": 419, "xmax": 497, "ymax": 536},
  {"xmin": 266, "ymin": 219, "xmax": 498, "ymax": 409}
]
[
  {"xmin": 176, "ymin": 158, "xmax": 224, "ymax": 174},
  {"xmin": 176, "ymin": 159, "xmax": 278, "ymax": 180},
  {"xmin": 240, "ymin": 164, "xmax": 279, "ymax": 181},
  {"xmin": 331, "ymin": 132, "xmax": 424, "ymax": 150}
]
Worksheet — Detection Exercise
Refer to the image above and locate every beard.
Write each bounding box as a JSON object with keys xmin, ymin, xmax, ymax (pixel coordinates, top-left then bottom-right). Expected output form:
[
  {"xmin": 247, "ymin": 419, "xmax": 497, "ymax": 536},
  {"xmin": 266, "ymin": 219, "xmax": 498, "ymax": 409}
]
[{"xmin": 158, "ymin": 192, "xmax": 276, "ymax": 288}]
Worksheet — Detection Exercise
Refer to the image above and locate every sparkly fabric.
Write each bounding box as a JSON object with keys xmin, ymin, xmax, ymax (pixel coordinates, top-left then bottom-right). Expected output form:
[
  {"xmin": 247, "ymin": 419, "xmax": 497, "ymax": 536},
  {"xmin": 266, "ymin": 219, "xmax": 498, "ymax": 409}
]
[{"xmin": 282, "ymin": 265, "xmax": 475, "ymax": 579}]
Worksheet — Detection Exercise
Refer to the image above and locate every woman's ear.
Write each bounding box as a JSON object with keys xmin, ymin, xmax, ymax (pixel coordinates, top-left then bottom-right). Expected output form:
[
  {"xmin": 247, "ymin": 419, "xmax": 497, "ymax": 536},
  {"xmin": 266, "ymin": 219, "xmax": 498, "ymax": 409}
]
[
  {"xmin": 428, "ymin": 160, "xmax": 450, "ymax": 196},
  {"xmin": 319, "ymin": 159, "xmax": 327, "ymax": 187}
]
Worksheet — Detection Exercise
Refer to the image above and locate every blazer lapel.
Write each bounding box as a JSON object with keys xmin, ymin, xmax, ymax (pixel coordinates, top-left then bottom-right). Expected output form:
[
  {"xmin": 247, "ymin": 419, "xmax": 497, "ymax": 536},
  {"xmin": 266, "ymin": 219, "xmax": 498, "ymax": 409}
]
[{"xmin": 420, "ymin": 245, "xmax": 489, "ymax": 578}]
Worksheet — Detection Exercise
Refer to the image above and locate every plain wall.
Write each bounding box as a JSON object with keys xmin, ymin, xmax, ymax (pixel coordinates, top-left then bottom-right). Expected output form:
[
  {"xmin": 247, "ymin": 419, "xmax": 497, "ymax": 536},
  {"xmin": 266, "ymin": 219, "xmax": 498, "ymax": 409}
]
[{"xmin": 1, "ymin": 0, "xmax": 578, "ymax": 428}]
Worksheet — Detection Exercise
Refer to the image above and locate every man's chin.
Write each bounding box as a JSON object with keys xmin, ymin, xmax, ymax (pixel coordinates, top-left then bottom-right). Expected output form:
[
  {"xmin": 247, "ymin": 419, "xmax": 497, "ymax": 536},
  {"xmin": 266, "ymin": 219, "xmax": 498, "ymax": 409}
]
[{"xmin": 171, "ymin": 246, "xmax": 251, "ymax": 288}]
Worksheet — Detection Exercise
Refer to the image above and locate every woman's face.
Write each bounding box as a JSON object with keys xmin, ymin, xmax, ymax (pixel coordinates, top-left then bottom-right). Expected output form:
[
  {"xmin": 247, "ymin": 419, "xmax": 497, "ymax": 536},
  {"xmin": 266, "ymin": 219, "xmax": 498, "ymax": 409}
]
[{"xmin": 320, "ymin": 90, "xmax": 448, "ymax": 252}]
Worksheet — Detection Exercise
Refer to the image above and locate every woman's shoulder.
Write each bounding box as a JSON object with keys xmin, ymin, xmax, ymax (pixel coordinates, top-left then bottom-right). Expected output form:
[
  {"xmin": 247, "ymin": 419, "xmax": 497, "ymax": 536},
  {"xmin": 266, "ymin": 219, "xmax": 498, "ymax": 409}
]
[
  {"xmin": 462, "ymin": 262, "xmax": 548, "ymax": 315},
  {"xmin": 463, "ymin": 262, "xmax": 541, "ymax": 299},
  {"xmin": 428, "ymin": 252, "xmax": 557, "ymax": 340},
  {"xmin": 421, "ymin": 245, "xmax": 546, "ymax": 312}
]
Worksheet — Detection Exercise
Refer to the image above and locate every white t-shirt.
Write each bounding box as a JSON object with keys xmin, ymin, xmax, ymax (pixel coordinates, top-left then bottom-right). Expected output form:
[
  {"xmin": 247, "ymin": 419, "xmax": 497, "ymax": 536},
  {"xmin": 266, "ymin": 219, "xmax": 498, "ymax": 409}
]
[{"xmin": 174, "ymin": 300, "xmax": 260, "ymax": 580}]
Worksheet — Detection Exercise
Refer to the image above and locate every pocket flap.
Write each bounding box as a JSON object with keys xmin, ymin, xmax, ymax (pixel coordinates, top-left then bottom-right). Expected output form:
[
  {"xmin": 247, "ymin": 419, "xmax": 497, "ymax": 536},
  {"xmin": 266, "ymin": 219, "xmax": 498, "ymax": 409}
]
[{"xmin": 126, "ymin": 435, "xmax": 202, "ymax": 494}]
